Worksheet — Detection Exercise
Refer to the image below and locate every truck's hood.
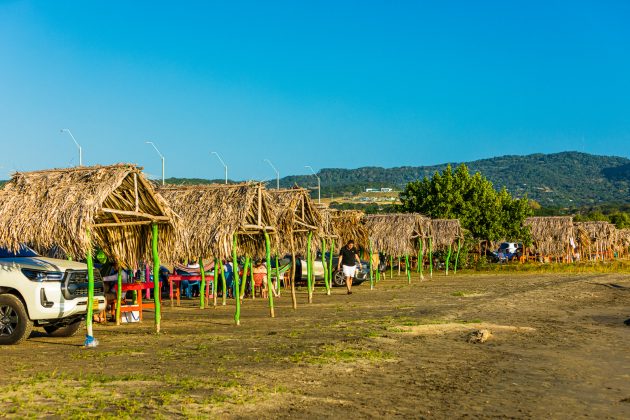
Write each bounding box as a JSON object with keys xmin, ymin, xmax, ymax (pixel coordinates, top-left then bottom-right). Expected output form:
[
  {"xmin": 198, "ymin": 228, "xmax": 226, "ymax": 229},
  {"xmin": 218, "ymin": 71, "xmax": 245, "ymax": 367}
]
[{"xmin": 0, "ymin": 256, "xmax": 88, "ymax": 272}]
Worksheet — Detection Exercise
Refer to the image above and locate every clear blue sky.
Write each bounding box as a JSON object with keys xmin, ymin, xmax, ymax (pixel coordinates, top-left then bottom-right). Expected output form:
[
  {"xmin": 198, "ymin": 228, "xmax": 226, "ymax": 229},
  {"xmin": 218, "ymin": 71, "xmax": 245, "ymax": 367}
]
[{"xmin": 1, "ymin": 1, "xmax": 629, "ymax": 181}]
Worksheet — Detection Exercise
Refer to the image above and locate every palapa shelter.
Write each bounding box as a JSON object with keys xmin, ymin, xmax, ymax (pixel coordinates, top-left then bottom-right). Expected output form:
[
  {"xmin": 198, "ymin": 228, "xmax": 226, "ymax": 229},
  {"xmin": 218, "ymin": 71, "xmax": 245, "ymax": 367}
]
[
  {"xmin": 430, "ymin": 219, "xmax": 465, "ymax": 275},
  {"xmin": 0, "ymin": 164, "xmax": 178, "ymax": 337},
  {"xmin": 327, "ymin": 209, "xmax": 368, "ymax": 249},
  {"xmin": 158, "ymin": 183, "xmax": 276, "ymax": 261},
  {"xmin": 268, "ymin": 188, "xmax": 325, "ymax": 302},
  {"xmin": 574, "ymin": 221, "xmax": 617, "ymax": 260},
  {"xmin": 158, "ymin": 183, "xmax": 277, "ymax": 321},
  {"xmin": 524, "ymin": 216, "xmax": 574, "ymax": 260},
  {"xmin": 615, "ymin": 228, "xmax": 630, "ymax": 259},
  {"xmin": 364, "ymin": 213, "xmax": 431, "ymax": 257}
]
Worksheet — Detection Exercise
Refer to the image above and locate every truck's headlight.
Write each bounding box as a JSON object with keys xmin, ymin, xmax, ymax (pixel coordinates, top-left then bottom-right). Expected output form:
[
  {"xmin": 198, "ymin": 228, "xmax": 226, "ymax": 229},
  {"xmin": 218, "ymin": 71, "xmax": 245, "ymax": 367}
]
[{"xmin": 21, "ymin": 269, "xmax": 64, "ymax": 282}]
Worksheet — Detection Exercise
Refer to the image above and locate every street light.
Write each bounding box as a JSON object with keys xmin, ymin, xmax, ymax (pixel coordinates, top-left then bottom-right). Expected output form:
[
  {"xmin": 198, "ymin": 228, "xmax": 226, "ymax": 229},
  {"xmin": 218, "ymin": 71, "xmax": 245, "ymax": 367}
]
[
  {"xmin": 305, "ymin": 165, "xmax": 321, "ymax": 204},
  {"xmin": 145, "ymin": 141, "xmax": 165, "ymax": 185},
  {"xmin": 60, "ymin": 129, "xmax": 82, "ymax": 166},
  {"xmin": 211, "ymin": 152, "xmax": 228, "ymax": 184},
  {"xmin": 264, "ymin": 159, "xmax": 280, "ymax": 190}
]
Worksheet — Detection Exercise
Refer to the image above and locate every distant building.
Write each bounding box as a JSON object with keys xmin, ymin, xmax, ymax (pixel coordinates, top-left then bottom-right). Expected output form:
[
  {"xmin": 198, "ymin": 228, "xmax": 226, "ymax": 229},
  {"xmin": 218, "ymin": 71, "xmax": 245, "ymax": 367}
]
[{"xmin": 365, "ymin": 187, "xmax": 394, "ymax": 193}]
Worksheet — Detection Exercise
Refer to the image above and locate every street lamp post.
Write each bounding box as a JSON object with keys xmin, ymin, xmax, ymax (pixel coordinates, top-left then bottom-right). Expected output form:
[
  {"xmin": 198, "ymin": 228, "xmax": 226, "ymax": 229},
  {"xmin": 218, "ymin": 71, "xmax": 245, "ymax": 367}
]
[
  {"xmin": 145, "ymin": 141, "xmax": 165, "ymax": 185},
  {"xmin": 211, "ymin": 152, "xmax": 228, "ymax": 184},
  {"xmin": 305, "ymin": 165, "xmax": 321, "ymax": 204},
  {"xmin": 60, "ymin": 129, "xmax": 82, "ymax": 166},
  {"xmin": 264, "ymin": 159, "xmax": 280, "ymax": 190}
]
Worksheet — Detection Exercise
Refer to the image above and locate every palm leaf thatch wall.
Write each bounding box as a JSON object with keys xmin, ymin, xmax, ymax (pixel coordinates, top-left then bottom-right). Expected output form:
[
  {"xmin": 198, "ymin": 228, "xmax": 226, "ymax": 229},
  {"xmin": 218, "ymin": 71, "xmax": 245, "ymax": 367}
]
[
  {"xmin": 616, "ymin": 228, "xmax": 630, "ymax": 255},
  {"xmin": 574, "ymin": 221, "xmax": 617, "ymax": 255},
  {"xmin": 158, "ymin": 183, "xmax": 276, "ymax": 261},
  {"xmin": 364, "ymin": 213, "xmax": 431, "ymax": 256},
  {"xmin": 316, "ymin": 205, "xmax": 337, "ymax": 240},
  {"xmin": 327, "ymin": 209, "xmax": 368, "ymax": 248},
  {"xmin": 524, "ymin": 216, "xmax": 574, "ymax": 256},
  {"xmin": 430, "ymin": 219, "xmax": 464, "ymax": 250},
  {"xmin": 268, "ymin": 188, "xmax": 324, "ymax": 255},
  {"xmin": 0, "ymin": 164, "xmax": 178, "ymax": 267}
]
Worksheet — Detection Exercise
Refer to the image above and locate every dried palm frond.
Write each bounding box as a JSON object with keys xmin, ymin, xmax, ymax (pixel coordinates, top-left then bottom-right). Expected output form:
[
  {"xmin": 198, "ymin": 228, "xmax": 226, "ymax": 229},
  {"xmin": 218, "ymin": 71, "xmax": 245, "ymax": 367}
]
[
  {"xmin": 364, "ymin": 213, "xmax": 431, "ymax": 256},
  {"xmin": 524, "ymin": 216, "xmax": 573, "ymax": 255}
]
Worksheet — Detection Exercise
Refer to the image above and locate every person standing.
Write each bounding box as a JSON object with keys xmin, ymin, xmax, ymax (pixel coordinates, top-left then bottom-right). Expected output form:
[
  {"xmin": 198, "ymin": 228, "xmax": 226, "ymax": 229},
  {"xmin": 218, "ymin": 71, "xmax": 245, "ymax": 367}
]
[{"xmin": 337, "ymin": 240, "xmax": 362, "ymax": 294}]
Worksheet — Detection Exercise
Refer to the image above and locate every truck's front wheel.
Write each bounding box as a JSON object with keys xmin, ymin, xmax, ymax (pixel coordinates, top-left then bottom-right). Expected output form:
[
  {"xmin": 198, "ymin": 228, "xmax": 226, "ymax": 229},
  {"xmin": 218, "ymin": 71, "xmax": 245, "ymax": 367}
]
[
  {"xmin": 44, "ymin": 320, "xmax": 82, "ymax": 337},
  {"xmin": 0, "ymin": 294, "xmax": 33, "ymax": 345}
]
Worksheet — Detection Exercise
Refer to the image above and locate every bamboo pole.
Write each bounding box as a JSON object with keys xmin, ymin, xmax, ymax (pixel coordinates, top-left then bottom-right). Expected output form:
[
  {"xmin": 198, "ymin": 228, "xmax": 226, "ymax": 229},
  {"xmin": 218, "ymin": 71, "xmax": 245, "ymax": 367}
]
[
  {"xmin": 84, "ymin": 229, "xmax": 96, "ymax": 347},
  {"xmin": 445, "ymin": 243, "xmax": 452, "ymax": 276},
  {"xmin": 115, "ymin": 268, "xmax": 122, "ymax": 326},
  {"xmin": 419, "ymin": 240, "xmax": 424, "ymax": 280},
  {"xmin": 390, "ymin": 255, "xmax": 393, "ymax": 279},
  {"xmin": 241, "ymin": 256, "xmax": 249, "ymax": 301},
  {"xmin": 232, "ymin": 234, "xmax": 241, "ymax": 325},
  {"xmin": 405, "ymin": 254, "xmax": 411, "ymax": 284},
  {"xmin": 369, "ymin": 240, "xmax": 374, "ymax": 290},
  {"xmin": 213, "ymin": 258, "xmax": 218, "ymax": 307},
  {"xmin": 152, "ymin": 223, "xmax": 161, "ymax": 333},
  {"xmin": 454, "ymin": 238, "xmax": 461, "ymax": 275},
  {"xmin": 199, "ymin": 258, "xmax": 206, "ymax": 309},
  {"xmin": 250, "ymin": 257, "xmax": 255, "ymax": 300},
  {"xmin": 322, "ymin": 239, "xmax": 331, "ymax": 295},
  {"xmin": 264, "ymin": 232, "xmax": 275, "ymax": 317},
  {"xmin": 306, "ymin": 232, "xmax": 313, "ymax": 303},
  {"xmin": 429, "ymin": 238, "xmax": 433, "ymax": 279}
]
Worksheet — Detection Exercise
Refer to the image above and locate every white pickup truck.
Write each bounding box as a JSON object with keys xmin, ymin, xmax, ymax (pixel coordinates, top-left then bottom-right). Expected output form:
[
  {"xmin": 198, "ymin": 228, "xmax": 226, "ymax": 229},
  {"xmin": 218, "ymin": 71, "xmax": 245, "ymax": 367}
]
[{"xmin": 0, "ymin": 246, "xmax": 106, "ymax": 345}]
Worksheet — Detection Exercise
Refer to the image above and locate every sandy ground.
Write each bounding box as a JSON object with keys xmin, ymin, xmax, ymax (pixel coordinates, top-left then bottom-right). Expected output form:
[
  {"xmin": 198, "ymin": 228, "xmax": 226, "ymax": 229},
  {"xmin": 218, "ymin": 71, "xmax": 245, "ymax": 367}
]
[{"xmin": 1, "ymin": 271, "xmax": 629, "ymax": 418}]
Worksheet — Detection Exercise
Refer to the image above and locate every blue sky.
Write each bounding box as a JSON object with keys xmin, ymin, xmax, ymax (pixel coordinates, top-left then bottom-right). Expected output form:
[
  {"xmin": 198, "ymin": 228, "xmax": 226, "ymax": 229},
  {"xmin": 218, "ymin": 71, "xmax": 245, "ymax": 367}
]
[{"xmin": 1, "ymin": 1, "xmax": 629, "ymax": 181}]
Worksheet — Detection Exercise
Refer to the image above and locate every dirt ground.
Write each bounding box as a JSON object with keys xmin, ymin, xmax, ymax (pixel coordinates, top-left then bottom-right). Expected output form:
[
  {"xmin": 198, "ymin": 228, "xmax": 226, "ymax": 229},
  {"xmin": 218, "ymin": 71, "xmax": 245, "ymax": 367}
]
[{"xmin": 1, "ymin": 271, "xmax": 629, "ymax": 418}]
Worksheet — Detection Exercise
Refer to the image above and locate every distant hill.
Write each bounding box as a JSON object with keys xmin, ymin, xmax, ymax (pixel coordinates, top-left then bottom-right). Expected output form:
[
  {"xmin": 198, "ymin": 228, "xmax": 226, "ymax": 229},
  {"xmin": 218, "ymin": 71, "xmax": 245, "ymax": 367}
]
[{"xmin": 279, "ymin": 152, "xmax": 630, "ymax": 207}]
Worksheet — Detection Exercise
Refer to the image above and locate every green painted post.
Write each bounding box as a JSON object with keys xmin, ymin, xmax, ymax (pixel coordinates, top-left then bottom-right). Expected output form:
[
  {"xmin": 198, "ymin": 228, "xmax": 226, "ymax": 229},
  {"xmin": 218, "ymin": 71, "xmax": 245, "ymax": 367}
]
[
  {"xmin": 264, "ymin": 232, "xmax": 275, "ymax": 317},
  {"xmin": 85, "ymin": 229, "xmax": 96, "ymax": 346},
  {"xmin": 328, "ymin": 239, "xmax": 335, "ymax": 285},
  {"xmin": 429, "ymin": 238, "xmax": 433, "ymax": 279},
  {"xmin": 322, "ymin": 239, "xmax": 330, "ymax": 295},
  {"xmin": 199, "ymin": 258, "xmax": 206, "ymax": 309},
  {"xmin": 306, "ymin": 232, "xmax": 313, "ymax": 303},
  {"xmin": 152, "ymin": 223, "xmax": 161, "ymax": 333},
  {"xmin": 220, "ymin": 259, "xmax": 227, "ymax": 306},
  {"xmin": 232, "ymin": 234, "xmax": 241, "ymax": 325},
  {"xmin": 454, "ymin": 238, "xmax": 462, "ymax": 275},
  {"xmin": 445, "ymin": 243, "xmax": 452, "ymax": 276},
  {"xmin": 405, "ymin": 254, "xmax": 411, "ymax": 284},
  {"xmin": 275, "ymin": 256, "xmax": 281, "ymax": 297},
  {"xmin": 369, "ymin": 241, "xmax": 374, "ymax": 290},
  {"xmin": 115, "ymin": 268, "xmax": 123, "ymax": 325},
  {"xmin": 241, "ymin": 256, "xmax": 249, "ymax": 301},
  {"xmin": 213, "ymin": 259, "xmax": 218, "ymax": 307},
  {"xmin": 390, "ymin": 255, "xmax": 393, "ymax": 279}
]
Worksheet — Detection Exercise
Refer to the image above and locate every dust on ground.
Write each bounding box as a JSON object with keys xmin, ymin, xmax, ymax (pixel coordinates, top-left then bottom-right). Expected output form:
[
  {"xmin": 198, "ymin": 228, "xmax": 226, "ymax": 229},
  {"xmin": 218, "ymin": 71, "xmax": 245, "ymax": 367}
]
[{"xmin": 1, "ymin": 272, "xmax": 629, "ymax": 418}]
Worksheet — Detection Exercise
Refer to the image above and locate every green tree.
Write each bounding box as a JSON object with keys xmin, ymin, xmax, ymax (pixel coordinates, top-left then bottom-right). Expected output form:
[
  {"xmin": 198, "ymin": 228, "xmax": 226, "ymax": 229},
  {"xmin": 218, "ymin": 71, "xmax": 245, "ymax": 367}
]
[{"xmin": 398, "ymin": 164, "xmax": 532, "ymax": 242}]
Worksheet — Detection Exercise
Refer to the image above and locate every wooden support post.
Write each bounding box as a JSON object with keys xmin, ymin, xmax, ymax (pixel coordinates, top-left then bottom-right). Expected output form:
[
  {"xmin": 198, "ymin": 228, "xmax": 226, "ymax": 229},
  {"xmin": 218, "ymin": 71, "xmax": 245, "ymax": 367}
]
[
  {"xmin": 445, "ymin": 243, "xmax": 452, "ymax": 276},
  {"xmin": 419, "ymin": 240, "xmax": 424, "ymax": 280},
  {"xmin": 322, "ymin": 239, "xmax": 330, "ymax": 295},
  {"xmin": 328, "ymin": 239, "xmax": 335, "ymax": 286},
  {"xmin": 213, "ymin": 259, "xmax": 218, "ymax": 307},
  {"xmin": 390, "ymin": 255, "xmax": 393, "ymax": 279},
  {"xmin": 275, "ymin": 255, "xmax": 281, "ymax": 297},
  {"xmin": 290, "ymin": 235, "xmax": 297, "ymax": 309},
  {"xmin": 369, "ymin": 240, "xmax": 374, "ymax": 290},
  {"xmin": 405, "ymin": 254, "xmax": 411, "ymax": 284},
  {"xmin": 232, "ymin": 234, "xmax": 241, "ymax": 325},
  {"xmin": 398, "ymin": 256, "xmax": 401, "ymax": 276},
  {"xmin": 152, "ymin": 223, "xmax": 161, "ymax": 333},
  {"xmin": 241, "ymin": 256, "xmax": 249, "ymax": 301},
  {"xmin": 85, "ymin": 229, "xmax": 96, "ymax": 346},
  {"xmin": 264, "ymin": 232, "xmax": 275, "ymax": 317},
  {"xmin": 429, "ymin": 238, "xmax": 433, "ymax": 279}
]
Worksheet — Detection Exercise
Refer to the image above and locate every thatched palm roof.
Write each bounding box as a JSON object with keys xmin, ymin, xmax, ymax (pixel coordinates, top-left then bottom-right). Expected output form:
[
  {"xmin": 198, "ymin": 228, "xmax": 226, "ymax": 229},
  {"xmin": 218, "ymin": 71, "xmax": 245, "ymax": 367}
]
[
  {"xmin": 326, "ymin": 209, "xmax": 368, "ymax": 248},
  {"xmin": 364, "ymin": 213, "xmax": 431, "ymax": 256},
  {"xmin": 0, "ymin": 164, "xmax": 178, "ymax": 267},
  {"xmin": 574, "ymin": 221, "xmax": 617, "ymax": 251},
  {"xmin": 616, "ymin": 228, "xmax": 630, "ymax": 252},
  {"xmin": 524, "ymin": 216, "xmax": 573, "ymax": 255},
  {"xmin": 268, "ymin": 188, "xmax": 323, "ymax": 254},
  {"xmin": 158, "ymin": 183, "xmax": 276, "ymax": 260},
  {"xmin": 430, "ymin": 219, "xmax": 464, "ymax": 249}
]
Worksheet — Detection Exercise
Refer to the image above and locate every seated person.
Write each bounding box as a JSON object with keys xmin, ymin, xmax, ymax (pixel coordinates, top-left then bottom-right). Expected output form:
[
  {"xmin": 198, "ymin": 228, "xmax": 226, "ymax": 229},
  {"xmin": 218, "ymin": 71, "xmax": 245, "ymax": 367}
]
[
  {"xmin": 252, "ymin": 259, "xmax": 268, "ymax": 298},
  {"xmin": 173, "ymin": 260, "xmax": 201, "ymax": 298}
]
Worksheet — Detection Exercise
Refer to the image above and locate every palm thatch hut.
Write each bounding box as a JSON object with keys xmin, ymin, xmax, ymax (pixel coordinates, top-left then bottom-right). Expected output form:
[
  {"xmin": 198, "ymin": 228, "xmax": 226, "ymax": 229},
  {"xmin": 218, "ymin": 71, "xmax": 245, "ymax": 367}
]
[
  {"xmin": 364, "ymin": 213, "xmax": 431, "ymax": 257},
  {"xmin": 430, "ymin": 219, "xmax": 464, "ymax": 250},
  {"xmin": 268, "ymin": 188, "xmax": 325, "ymax": 302},
  {"xmin": 327, "ymin": 209, "xmax": 368, "ymax": 249},
  {"xmin": 158, "ymin": 183, "xmax": 276, "ymax": 261},
  {"xmin": 524, "ymin": 216, "xmax": 574, "ymax": 261},
  {"xmin": 615, "ymin": 228, "xmax": 630, "ymax": 259},
  {"xmin": 574, "ymin": 221, "xmax": 617, "ymax": 260},
  {"xmin": 0, "ymin": 164, "xmax": 178, "ymax": 336}
]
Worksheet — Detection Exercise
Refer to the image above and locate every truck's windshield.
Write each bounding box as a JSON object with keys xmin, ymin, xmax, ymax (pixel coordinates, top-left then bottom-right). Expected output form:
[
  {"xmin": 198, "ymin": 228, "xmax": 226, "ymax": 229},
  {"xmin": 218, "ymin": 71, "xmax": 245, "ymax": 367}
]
[{"xmin": 0, "ymin": 246, "xmax": 39, "ymax": 258}]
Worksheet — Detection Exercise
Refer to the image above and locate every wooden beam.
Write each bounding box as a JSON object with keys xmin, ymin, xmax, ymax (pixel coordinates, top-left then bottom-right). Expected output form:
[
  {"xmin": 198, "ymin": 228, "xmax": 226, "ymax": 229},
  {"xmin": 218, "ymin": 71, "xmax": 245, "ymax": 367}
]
[
  {"xmin": 134, "ymin": 173, "xmax": 139, "ymax": 213},
  {"xmin": 101, "ymin": 207, "xmax": 170, "ymax": 221},
  {"xmin": 294, "ymin": 219, "xmax": 317, "ymax": 230},
  {"xmin": 92, "ymin": 221, "xmax": 153, "ymax": 228}
]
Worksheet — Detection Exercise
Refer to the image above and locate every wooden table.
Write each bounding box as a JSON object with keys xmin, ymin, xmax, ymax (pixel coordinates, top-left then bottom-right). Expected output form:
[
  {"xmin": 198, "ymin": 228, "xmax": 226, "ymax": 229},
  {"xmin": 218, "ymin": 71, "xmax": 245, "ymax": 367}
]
[
  {"xmin": 168, "ymin": 274, "xmax": 214, "ymax": 306},
  {"xmin": 113, "ymin": 281, "xmax": 161, "ymax": 322}
]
